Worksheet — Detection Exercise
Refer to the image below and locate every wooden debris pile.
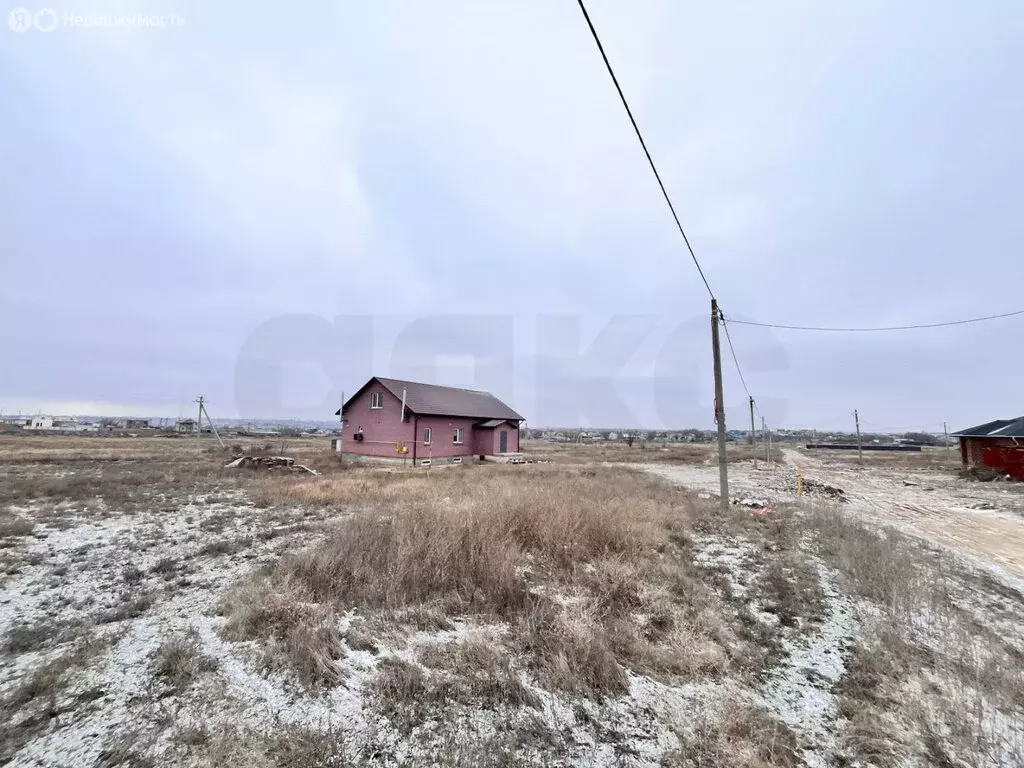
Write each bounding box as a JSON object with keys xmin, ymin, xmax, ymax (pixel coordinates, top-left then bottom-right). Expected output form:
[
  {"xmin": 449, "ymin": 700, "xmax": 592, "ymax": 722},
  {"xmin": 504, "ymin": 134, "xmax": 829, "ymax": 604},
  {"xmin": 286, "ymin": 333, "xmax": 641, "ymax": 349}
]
[{"xmin": 224, "ymin": 456, "xmax": 319, "ymax": 475}]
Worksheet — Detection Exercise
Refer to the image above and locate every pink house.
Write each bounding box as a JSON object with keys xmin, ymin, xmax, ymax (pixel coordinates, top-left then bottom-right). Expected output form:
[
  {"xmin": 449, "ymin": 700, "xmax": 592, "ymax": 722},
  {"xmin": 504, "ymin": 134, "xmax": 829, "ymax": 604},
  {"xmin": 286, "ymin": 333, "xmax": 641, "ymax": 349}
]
[{"xmin": 336, "ymin": 377, "xmax": 524, "ymax": 465}]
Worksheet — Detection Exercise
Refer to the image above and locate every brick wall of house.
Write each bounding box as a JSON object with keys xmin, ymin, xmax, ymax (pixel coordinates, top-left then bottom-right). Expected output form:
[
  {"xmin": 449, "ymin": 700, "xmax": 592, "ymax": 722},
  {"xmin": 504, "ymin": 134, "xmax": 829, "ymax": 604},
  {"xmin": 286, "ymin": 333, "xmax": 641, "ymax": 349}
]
[
  {"xmin": 961, "ymin": 437, "xmax": 1024, "ymax": 480},
  {"xmin": 471, "ymin": 426, "xmax": 492, "ymax": 456},
  {"xmin": 472, "ymin": 421, "xmax": 520, "ymax": 455},
  {"xmin": 341, "ymin": 384, "xmax": 415, "ymax": 458},
  {"xmin": 411, "ymin": 415, "xmax": 479, "ymax": 461}
]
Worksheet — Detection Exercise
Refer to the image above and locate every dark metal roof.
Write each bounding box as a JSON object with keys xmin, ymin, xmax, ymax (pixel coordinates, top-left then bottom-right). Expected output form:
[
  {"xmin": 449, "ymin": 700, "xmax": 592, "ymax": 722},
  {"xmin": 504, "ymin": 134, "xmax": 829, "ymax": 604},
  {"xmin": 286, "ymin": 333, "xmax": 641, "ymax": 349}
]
[
  {"xmin": 344, "ymin": 377, "xmax": 524, "ymax": 421},
  {"xmin": 952, "ymin": 417, "xmax": 1024, "ymax": 438},
  {"xmin": 475, "ymin": 419, "xmax": 511, "ymax": 429}
]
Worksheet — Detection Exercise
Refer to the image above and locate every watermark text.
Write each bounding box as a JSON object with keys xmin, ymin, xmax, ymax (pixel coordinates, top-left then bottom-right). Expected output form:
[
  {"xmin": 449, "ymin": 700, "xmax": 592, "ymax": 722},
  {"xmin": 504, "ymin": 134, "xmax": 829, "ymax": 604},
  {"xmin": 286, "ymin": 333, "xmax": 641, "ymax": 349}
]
[{"xmin": 8, "ymin": 7, "xmax": 185, "ymax": 33}]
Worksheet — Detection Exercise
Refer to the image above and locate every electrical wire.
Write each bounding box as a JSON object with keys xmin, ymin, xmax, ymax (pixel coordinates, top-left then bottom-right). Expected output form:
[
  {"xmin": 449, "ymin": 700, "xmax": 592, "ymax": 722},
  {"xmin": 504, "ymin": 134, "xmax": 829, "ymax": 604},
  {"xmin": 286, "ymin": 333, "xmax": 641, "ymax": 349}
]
[
  {"xmin": 574, "ymin": 0, "xmax": 779, "ymax": 437},
  {"xmin": 575, "ymin": 0, "xmax": 1018, "ymax": 432},
  {"xmin": 575, "ymin": 0, "xmax": 715, "ymax": 300},
  {"xmin": 727, "ymin": 308, "xmax": 1024, "ymax": 332},
  {"xmin": 720, "ymin": 315, "xmax": 752, "ymax": 401},
  {"xmin": 576, "ymin": 0, "xmax": 775, "ymax": 430}
]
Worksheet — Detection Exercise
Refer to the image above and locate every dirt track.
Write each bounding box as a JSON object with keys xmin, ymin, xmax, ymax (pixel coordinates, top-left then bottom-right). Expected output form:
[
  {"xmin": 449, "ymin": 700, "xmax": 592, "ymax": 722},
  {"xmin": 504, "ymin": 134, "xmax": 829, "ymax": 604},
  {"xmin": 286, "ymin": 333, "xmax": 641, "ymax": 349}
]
[{"xmin": 642, "ymin": 448, "xmax": 1024, "ymax": 593}]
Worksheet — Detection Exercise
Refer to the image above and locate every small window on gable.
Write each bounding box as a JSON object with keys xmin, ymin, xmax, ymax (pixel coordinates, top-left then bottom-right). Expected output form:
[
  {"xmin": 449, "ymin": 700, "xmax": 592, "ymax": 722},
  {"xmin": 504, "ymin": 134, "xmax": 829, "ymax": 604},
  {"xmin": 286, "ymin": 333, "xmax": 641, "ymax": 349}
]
[
  {"xmin": 370, "ymin": 392, "xmax": 384, "ymax": 409},
  {"xmin": 453, "ymin": 427, "xmax": 464, "ymax": 444},
  {"xmin": 423, "ymin": 427, "xmax": 432, "ymax": 445}
]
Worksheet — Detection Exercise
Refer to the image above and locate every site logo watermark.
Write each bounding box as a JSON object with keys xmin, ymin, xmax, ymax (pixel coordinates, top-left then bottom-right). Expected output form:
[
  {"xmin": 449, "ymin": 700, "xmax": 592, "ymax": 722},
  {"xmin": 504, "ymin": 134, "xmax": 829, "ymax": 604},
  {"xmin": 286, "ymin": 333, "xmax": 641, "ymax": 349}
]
[
  {"xmin": 233, "ymin": 313, "xmax": 791, "ymax": 428},
  {"xmin": 7, "ymin": 7, "xmax": 185, "ymax": 33}
]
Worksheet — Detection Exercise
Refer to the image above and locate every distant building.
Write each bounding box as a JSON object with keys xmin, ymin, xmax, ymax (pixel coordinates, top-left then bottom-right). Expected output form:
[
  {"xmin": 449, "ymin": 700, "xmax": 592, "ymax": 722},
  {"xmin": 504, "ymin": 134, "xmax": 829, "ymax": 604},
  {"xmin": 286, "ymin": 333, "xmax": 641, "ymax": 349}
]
[
  {"xmin": 11, "ymin": 415, "xmax": 95, "ymax": 432},
  {"xmin": 952, "ymin": 417, "xmax": 1024, "ymax": 480},
  {"xmin": 121, "ymin": 418, "xmax": 150, "ymax": 430},
  {"xmin": 56, "ymin": 419, "xmax": 97, "ymax": 432},
  {"xmin": 176, "ymin": 418, "xmax": 197, "ymax": 433}
]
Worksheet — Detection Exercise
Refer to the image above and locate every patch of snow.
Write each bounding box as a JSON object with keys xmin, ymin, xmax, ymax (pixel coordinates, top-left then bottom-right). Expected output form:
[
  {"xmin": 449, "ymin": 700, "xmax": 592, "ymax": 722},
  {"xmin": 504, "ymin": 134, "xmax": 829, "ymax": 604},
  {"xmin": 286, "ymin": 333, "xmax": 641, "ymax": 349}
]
[{"xmin": 757, "ymin": 561, "xmax": 857, "ymax": 768}]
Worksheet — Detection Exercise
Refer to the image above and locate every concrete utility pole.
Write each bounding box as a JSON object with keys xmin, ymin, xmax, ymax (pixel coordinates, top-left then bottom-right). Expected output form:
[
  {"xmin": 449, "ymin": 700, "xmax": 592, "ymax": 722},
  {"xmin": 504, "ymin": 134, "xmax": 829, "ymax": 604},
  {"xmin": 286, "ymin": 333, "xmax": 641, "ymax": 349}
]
[
  {"xmin": 205, "ymin": 407, "xmax": 224, "ymax": 448},
  {"xmin": 943, "ymin": 421, "xmax": 951, "ymax": 458},
  {"xmin": 748, "ymin": 397, "xmax": 756, "ymax": 446},
  {"xmin": 195, "ymin": 395, "xmax": 204, "ymax": 452},
  {"xmin": 710, "ymin": 299, "xmax": 729, "ymax": 512},
  {"xmin": 854, "ymin": 409, "xmax": 863, "ymax": 465},
  {"xmin": 749, "ymin": 397, "xmax": 757, "ymax": 469},
  {"xmin": 194, "ymin": 395, "xmax": 225, "ymax": 449}
]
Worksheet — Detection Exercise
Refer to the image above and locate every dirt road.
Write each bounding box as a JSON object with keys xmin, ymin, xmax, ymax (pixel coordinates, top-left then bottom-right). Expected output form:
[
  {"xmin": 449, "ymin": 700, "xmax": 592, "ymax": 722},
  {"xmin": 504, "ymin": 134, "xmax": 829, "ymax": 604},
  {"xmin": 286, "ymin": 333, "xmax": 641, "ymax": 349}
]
[{"xmin": 642, "ymin": 449, "xmax": 1024, "ymax": 593}]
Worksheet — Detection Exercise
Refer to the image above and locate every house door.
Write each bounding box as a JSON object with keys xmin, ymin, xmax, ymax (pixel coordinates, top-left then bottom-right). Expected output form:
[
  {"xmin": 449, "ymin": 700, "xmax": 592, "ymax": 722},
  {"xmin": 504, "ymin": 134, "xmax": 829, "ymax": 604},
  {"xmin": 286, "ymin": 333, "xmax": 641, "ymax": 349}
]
[{"xmin": 499, "ymin": 430, "xmax": 508, "ymax": 453}]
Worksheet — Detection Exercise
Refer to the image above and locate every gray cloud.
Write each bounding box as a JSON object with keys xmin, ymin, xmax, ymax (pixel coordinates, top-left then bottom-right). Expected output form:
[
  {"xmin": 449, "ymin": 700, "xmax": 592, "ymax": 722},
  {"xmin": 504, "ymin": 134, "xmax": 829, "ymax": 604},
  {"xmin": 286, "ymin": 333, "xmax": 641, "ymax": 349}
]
[{"xmin": 1, "ymin": 0, "xmax": 1021, "ymax": 430}]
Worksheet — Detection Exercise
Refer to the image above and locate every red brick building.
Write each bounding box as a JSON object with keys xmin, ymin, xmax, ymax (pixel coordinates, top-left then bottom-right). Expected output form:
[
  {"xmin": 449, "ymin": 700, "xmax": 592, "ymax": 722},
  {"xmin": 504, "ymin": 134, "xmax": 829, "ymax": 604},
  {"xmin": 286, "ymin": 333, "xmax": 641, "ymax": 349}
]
[
  {"xmin": 952, "ymin": 417, "xmax": 1024, "ymax": 480},
  {"xmin": 336, "ymin": 377, "xmax": 523, "ymax": 465}
]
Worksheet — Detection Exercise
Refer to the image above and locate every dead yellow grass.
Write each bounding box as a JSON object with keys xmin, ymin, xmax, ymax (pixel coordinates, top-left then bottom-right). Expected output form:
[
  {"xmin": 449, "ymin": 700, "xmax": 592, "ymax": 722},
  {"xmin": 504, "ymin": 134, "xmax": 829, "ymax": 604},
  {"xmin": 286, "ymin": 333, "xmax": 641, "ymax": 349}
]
[
  {"xmin": 522, "ymin": 440, "xmax": 711, "ymax": 464},
  {"xmin": 0, "ymin": 435, "xmax": 192, "ymax": 463},
  {"xmin": 806, "ymin": 504, "xmax": 1024, "ymax": 766},
  {"xmin": 665, "ymin": 701, "xmax": 801, "ymax": 768},
  {"xmin": 275, "ymin": 465, "xmax": 676, "ymax": 611},
  {"xmin": 811, "ymin": 445, "xmax": 960, "ymax": 471},
  {"xmin": 0, "ymin": 434, "xmax": 335, "ymax": 467},
  {"xmin": 248, "ymin": 469, "xmax": 438, "ymax": 509},
  {"xmin": 520, "ymin": 440, "xmax": 781, "ymax": 466},
  {"xmin": 222, "ymin": 464, "xmax": 751, "ymax": 699}
]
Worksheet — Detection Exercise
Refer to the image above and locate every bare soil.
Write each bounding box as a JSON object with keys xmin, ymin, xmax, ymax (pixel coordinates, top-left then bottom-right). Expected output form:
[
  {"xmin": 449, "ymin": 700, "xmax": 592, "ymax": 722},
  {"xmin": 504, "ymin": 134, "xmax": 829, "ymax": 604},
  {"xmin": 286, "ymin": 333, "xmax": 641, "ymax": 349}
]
[{"xmin": 642, "ymin": 446, "xmax": 1024, "ymax": 591}]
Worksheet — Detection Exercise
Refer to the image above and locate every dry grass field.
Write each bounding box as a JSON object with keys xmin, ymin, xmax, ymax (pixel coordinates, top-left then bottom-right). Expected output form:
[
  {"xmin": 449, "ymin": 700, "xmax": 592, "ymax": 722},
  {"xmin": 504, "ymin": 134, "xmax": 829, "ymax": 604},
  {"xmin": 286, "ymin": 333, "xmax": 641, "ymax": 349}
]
[
  {"xmin": 1, "ymin": 434, "xmax": 1022, "ymax": 766},
  {"xmin": 520, "ymin": 438, "xmax": 782, "ymax": 465},
  {"xmin": 809, "ymin": 445, "xmax": 962, "ymax": 472}
]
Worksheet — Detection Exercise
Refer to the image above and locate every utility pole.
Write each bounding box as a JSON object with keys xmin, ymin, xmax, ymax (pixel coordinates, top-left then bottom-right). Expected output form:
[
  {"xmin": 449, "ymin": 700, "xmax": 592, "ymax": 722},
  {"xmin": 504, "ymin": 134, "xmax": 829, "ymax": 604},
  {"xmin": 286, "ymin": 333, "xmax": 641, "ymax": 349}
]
[
  {"xmin": 195, "ymin": 395, "xmax": 204, "ymax": 452},
  {"xmin": 710, "ymin": 299, "xmax": 729, "ymax": 512},
  {"xmin": 749, "ymin": 396, "xmax": 757, "ymax": 469},
  {"xmin": 204, "ymin": 403, "xmax": 225, "ymax": 449},
  {"xmin": 748, "ymin": 397, "xmax": 755, "ymax": 446},
  {"xmin": 194, "ymin": 395, "xmax": 225, "ymax": 450},
  {"xmin": 854, "ymin": 409, "xmax": 863, "ymax": 465},
  {"xmin": 943, "ymin": 421, "xmax": 950, "ymax": 458}
]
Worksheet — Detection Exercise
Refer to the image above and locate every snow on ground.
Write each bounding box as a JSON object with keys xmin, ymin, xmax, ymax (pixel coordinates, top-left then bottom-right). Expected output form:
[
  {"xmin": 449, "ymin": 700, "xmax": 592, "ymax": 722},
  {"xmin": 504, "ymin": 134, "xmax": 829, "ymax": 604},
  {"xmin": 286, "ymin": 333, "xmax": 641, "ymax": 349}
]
[
  {"xmin": 690, "ymin": 535, "xmax": 857, "ymax": 766},
  {"xmin": 4, "ymin": 446, "xmax": 1022, "ymax": 767},
  {"xmin": 1, "ymin": 493, "xmax": 323, "ymax": 767},
  {"xmin": 756, "ymin": 562, "xmax": 855, "ymax": 768},
  {"xmin": 2, "ymin": 483, "xmax": 813, "ymax": 767}
]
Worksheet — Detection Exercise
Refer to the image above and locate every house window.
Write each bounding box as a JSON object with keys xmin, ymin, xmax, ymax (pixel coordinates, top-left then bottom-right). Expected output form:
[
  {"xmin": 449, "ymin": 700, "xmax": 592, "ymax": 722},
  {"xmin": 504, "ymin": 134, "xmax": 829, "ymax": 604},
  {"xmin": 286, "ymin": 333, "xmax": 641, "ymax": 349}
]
[
  {"xmin": 423, "ymin": 427, "xmax": 432, "ymax": 445},
  {"xmin": 370, "ymin": 392, "xmax": 384, "ymax": 409},
  {"xmin": 453, "ymin": 427, "xmax": 464, "ymax": 444}
]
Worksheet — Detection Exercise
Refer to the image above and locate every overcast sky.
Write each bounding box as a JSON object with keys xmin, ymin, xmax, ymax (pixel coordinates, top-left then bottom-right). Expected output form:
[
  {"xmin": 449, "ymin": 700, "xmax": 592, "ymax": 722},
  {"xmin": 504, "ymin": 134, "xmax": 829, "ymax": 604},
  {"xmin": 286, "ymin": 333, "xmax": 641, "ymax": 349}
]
[{"xmin": 2, "ymin": 1, "xmax": 1021, "ymax": 431}]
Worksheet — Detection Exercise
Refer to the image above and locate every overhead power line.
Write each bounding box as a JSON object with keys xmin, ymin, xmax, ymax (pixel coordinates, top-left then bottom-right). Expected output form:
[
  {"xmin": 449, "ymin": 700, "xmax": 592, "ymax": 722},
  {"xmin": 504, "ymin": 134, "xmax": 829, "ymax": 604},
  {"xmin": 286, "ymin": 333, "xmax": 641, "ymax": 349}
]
[
  {"xmin": 574, "ymin": 0, "xmax": 715, "ymax": 300},
  {"xmin": 727, "ymin": 308, "xmax": 1024, "ymax": 332},
  {"xmin": 720, "ymin": 316, "xmax": 752, "ymax": 399}
]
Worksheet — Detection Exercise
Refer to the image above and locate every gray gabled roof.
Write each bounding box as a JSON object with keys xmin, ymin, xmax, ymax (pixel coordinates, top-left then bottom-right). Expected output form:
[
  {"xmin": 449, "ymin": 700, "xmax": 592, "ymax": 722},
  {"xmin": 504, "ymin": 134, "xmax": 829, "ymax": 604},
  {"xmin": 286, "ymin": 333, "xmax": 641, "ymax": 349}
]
[
  {"xmin": 344, "ymin": 377, "xmax": 524, "ymax": 421},
  {"xmin": 952, "ymin": 417, "xmax": 1024, "ymax": 438},
  {"xmin": 475, "ymin": 419, "xmax": 513, "ymax": 429}
]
